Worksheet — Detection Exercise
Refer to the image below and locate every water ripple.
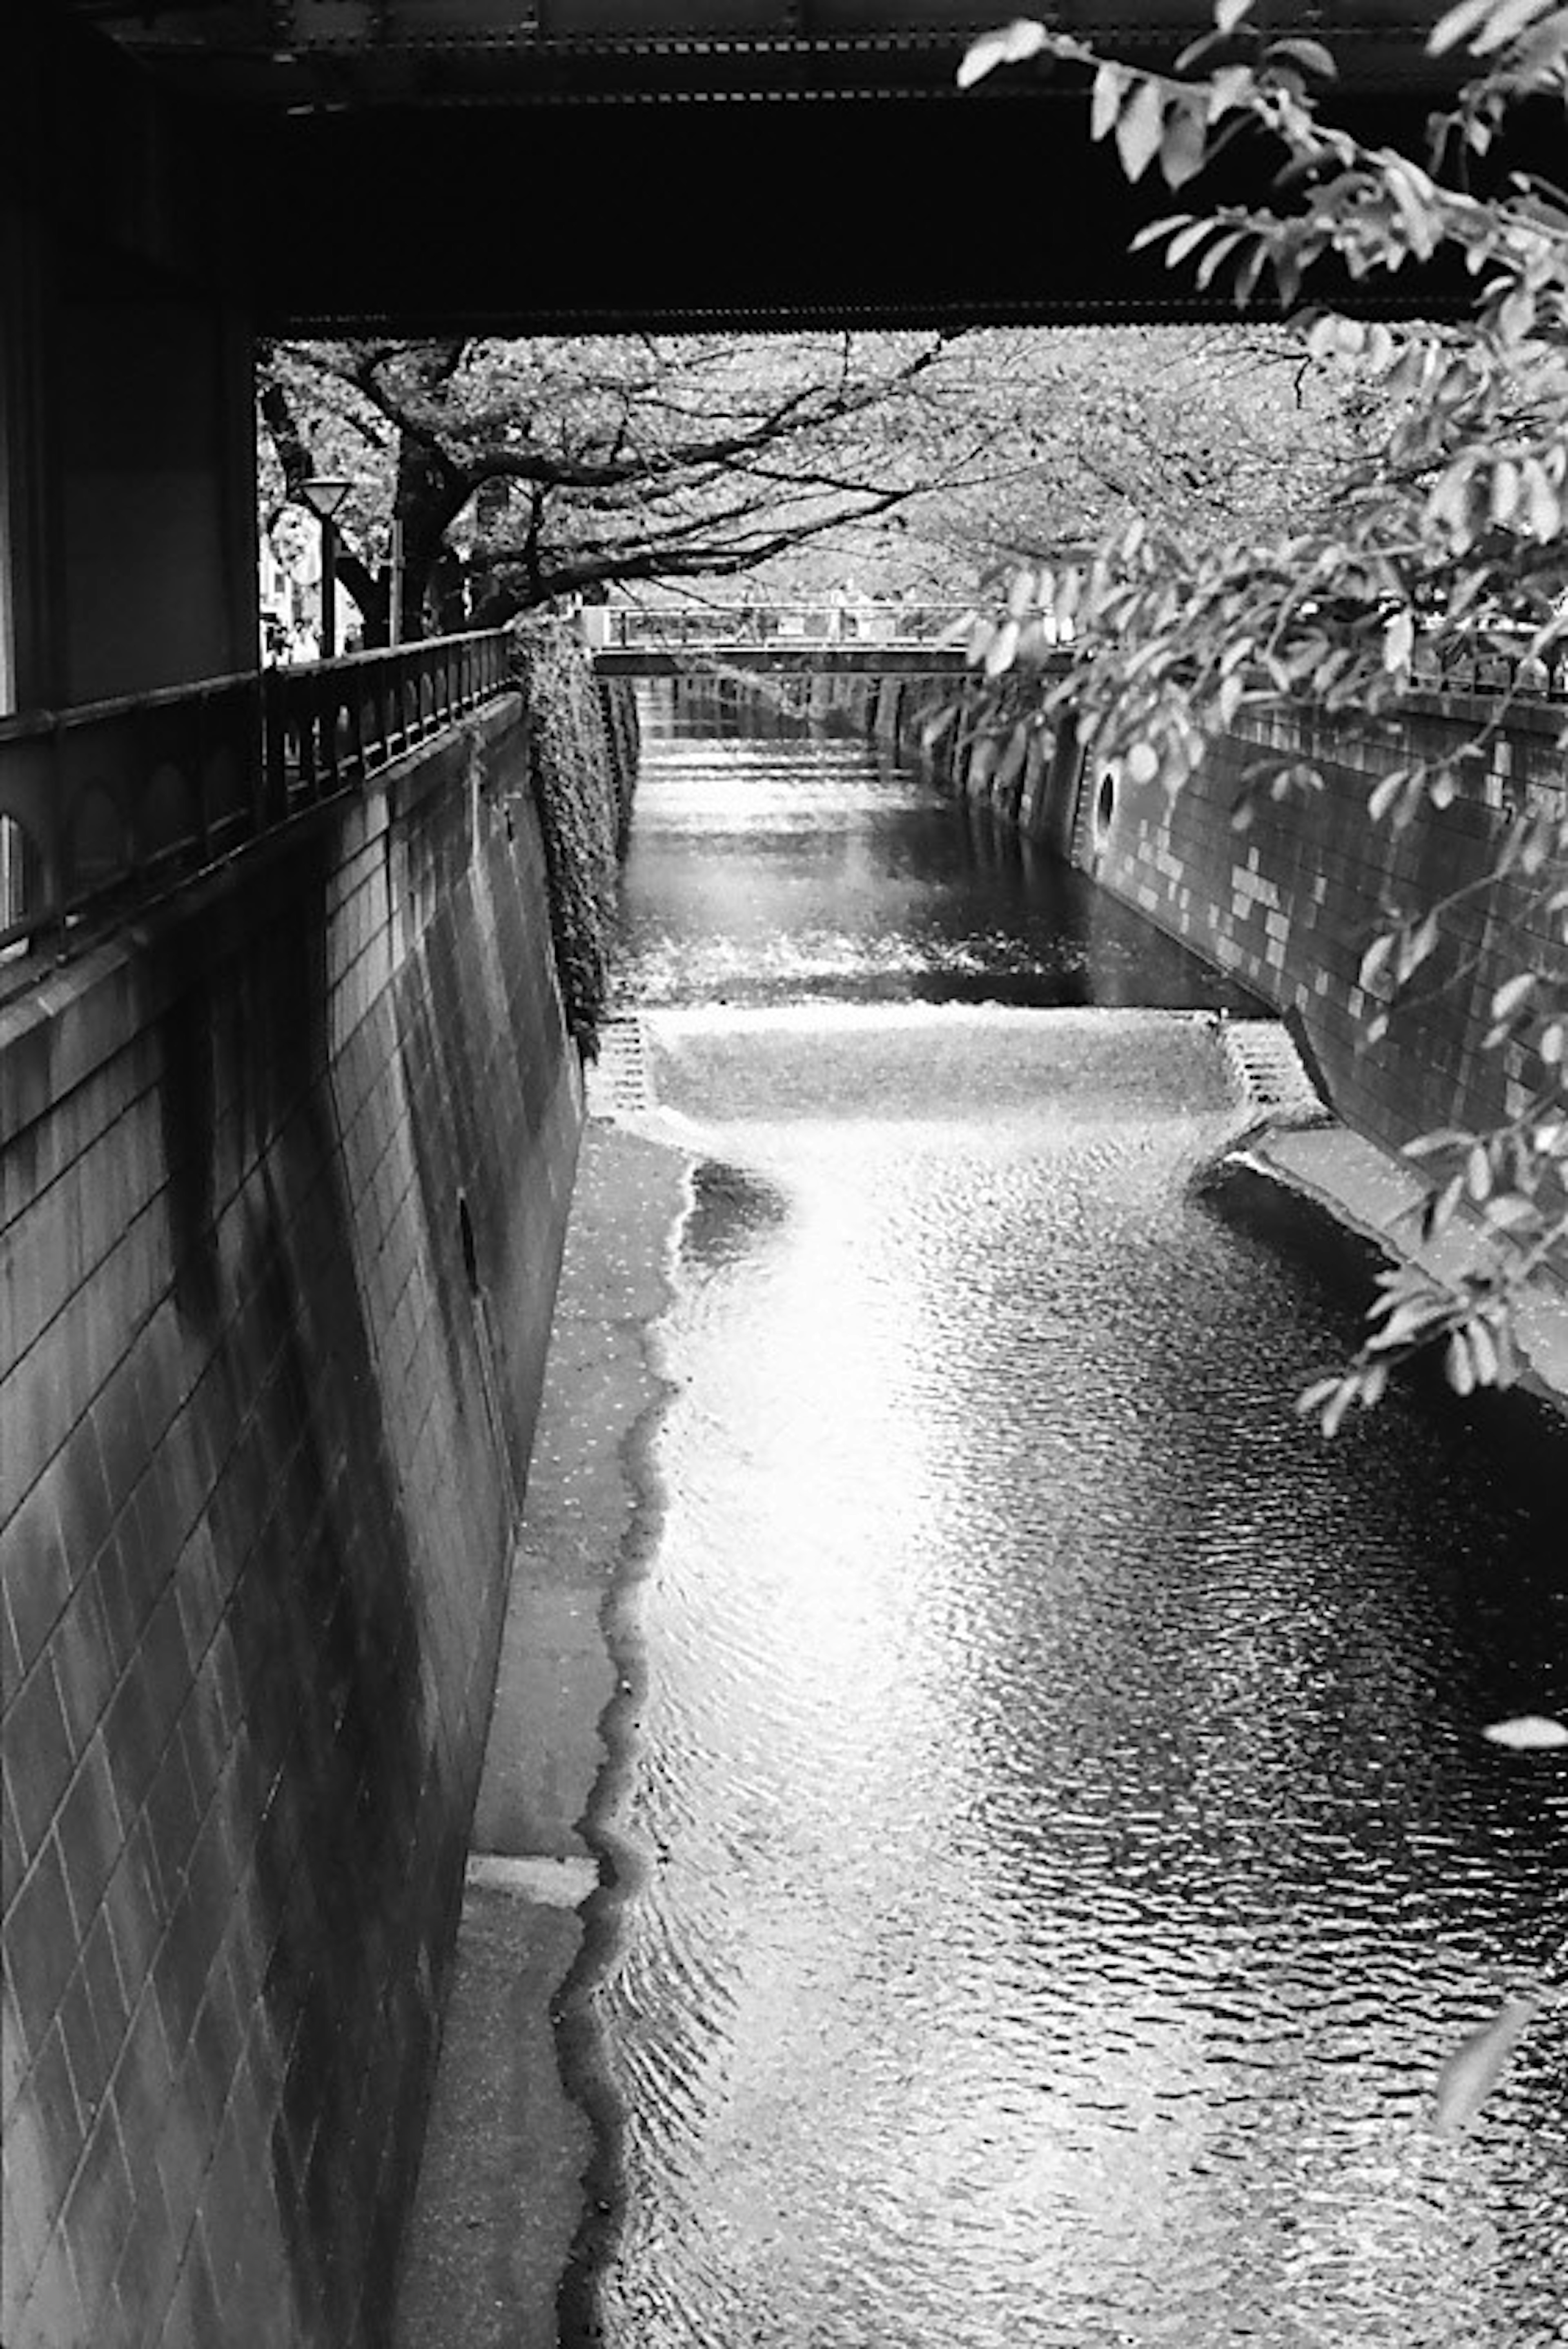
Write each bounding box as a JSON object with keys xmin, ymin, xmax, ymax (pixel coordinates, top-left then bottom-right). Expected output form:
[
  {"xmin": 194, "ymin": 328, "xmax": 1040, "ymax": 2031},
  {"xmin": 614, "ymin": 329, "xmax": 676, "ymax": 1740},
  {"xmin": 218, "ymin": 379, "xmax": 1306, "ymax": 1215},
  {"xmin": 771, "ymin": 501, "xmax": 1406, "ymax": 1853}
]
[{"xmin": 589, "ymin": 713, "xmax": 1568, "ymax": 2349}]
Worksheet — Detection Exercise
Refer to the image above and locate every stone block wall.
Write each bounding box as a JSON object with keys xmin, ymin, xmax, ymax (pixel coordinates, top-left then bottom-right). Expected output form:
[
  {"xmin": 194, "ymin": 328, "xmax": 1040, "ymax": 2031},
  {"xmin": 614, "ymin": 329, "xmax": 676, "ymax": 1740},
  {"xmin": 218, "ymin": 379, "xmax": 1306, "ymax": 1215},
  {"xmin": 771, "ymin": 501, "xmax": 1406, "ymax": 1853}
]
[
  {"xmin": 852, "ymin": 668, "xmax": 1562, "ymax": 1157},
  {"xmin": 1083, "ymin": 696, "xmax": 1566, "ymax": 1151},
  {"xmin": 1, "ymin": 697, "xmax": 582, "ymax": 2349}
]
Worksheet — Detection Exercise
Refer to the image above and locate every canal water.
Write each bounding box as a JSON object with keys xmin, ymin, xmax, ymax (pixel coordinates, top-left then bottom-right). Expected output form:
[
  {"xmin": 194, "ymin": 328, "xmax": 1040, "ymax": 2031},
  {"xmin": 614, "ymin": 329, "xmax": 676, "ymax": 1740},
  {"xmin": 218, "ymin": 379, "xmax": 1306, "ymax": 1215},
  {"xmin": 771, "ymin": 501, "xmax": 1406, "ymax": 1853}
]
[{"xmin": 586, "ymin": 681, "xmax": 1568, "ymax": 2349}]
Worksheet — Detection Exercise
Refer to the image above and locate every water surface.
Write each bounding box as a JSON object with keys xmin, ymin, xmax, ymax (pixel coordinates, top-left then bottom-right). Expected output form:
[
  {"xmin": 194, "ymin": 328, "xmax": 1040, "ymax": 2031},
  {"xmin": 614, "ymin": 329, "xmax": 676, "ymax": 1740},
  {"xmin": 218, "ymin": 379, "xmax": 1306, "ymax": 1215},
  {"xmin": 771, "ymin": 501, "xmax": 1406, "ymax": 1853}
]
[{"xmin": 588, "ymin": 690, "xmax": 1568, "ymax": 2349}]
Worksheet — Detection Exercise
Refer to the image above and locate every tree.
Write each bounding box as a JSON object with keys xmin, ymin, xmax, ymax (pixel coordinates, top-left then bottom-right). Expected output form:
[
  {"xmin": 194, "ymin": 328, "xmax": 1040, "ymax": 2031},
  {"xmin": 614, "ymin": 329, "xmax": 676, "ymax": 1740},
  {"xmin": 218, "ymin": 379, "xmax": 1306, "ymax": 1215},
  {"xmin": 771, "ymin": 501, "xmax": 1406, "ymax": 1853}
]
[
  {"xmin": 257, "ymin": 323, "xmax": 1390, "ymax": 644},
  {"xmin": 958, "ymin": 0, "xmax": 1568, "ymax": 1433},
  {"xmin": 258, "ymin": 332, "xmax": 1009, "ymax": 641}
]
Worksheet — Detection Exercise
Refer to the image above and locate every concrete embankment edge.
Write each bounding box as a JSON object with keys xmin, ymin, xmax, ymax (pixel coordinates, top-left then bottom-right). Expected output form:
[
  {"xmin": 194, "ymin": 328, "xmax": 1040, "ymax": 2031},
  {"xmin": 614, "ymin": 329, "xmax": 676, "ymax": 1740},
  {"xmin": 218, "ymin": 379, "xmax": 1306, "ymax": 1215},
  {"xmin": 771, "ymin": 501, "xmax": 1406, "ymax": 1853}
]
[
  {"xmin": 392, "ymin": 1118, "xmax": 691, "ymax": 2349},
  {"xmin": 393, "ymin": 1029, "xmax": 1568, "ymax": 2349},
  {"xmin": 1246, "ymin": 1120, "xmax": 1568, "ymax": 1415}
]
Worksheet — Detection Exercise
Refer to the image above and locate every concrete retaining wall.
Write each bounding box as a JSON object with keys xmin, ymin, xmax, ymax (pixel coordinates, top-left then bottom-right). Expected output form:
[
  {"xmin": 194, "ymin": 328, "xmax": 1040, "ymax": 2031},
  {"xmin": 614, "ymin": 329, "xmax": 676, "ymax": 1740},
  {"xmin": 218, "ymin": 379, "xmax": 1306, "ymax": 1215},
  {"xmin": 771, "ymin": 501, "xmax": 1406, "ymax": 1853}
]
[
  {"xmin": 1, "ymin": 697, "xmax": 582, "ymax": 2349},
  {"xmin": 1074, "ymin": 697, "xmax": 1566, "ymax": 1153},
  {"xmin": 810, "ymin": 665, "xmax": 1563, "ymax": 1160}
]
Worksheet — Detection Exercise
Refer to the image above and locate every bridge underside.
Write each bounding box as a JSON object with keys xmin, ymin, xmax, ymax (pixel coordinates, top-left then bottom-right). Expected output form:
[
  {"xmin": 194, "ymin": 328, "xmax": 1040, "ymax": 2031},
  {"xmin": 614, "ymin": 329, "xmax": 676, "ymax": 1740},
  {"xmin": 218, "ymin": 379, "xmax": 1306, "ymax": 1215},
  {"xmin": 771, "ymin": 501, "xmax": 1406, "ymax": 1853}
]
[
  {"xmin": 26, "ymin": 1, "xmax": 1532, "ymax": 334},
  {"xmin": 247, "ymin": 90, "xmax": 1455, "ymax": 336}
]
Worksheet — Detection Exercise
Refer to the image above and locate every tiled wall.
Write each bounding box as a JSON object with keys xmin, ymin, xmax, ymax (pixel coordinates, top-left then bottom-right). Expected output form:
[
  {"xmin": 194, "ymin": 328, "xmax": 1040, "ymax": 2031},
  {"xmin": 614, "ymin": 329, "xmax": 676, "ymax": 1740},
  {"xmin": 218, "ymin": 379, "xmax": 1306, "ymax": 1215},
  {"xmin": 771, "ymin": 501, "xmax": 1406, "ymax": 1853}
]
[{"xmin": 1, "ymin": 698, "xmax": 583, "ymax": 2348}]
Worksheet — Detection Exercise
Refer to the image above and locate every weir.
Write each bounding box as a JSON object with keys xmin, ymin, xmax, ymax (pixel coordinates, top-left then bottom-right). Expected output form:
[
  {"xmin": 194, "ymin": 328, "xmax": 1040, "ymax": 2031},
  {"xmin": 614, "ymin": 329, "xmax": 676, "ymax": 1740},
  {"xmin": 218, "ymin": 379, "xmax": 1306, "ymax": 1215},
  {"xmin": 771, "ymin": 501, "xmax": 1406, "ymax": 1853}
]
[{"xmin": 617, "ymin": 641, "xmax": 1566, "ymax": 1191}]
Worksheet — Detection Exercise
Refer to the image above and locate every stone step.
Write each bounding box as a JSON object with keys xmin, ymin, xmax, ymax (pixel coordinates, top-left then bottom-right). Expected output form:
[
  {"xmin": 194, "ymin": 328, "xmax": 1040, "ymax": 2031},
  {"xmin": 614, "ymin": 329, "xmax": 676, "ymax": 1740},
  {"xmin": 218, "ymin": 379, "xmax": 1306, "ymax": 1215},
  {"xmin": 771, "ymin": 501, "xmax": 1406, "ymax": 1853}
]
[
  {"xmin": 1217, "ymin": 1017, "xmax": 1332, "ymax": 1125},
  {"xmin": 586, "ymin": 1013, "xmax": 656, "ymax": 1118}
]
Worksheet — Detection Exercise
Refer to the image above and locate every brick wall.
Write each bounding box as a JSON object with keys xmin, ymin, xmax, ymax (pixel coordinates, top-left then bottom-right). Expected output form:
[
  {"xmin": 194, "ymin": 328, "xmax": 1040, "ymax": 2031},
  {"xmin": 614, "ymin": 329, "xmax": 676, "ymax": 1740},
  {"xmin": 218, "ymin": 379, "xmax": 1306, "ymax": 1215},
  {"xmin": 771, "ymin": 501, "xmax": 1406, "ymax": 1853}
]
[{"xmin": 1, "ymin": 697, "xmax": 583, "ymax": 2348}]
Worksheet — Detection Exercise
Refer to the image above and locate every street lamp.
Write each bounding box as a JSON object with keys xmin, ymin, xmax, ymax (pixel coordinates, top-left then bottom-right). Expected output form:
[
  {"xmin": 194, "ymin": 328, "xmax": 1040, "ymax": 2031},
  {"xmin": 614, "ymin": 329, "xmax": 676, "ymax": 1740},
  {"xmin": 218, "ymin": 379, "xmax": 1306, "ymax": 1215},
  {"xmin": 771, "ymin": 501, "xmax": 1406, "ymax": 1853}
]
[{"xmin": 299, "ymin": 476, "xmax": 354, "ymax": 660}]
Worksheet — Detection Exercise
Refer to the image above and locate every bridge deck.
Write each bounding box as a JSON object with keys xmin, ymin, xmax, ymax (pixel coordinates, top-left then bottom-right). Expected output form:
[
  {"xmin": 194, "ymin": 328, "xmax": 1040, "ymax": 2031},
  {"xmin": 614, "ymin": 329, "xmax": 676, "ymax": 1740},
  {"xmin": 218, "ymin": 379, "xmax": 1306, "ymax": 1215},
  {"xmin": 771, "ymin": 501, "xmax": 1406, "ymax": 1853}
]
[{"xmin": 594, "ymin": 643, "xmax": 973, "ymax": 677}]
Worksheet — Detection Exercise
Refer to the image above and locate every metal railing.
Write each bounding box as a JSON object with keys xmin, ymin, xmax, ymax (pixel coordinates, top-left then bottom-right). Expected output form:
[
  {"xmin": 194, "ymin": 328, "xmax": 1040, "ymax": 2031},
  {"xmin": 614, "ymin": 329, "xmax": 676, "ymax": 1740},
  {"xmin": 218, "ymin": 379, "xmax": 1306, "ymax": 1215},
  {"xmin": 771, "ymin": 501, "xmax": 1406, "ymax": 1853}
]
[
  {"xmin": 0, "ymin": 630, "xmax": 512, "ymax": 977},
  {"xmin": 1416, "ymin": 635, "xmax": 1568, "ymax": 701},
  {"xmin": 592, "ymin": 601, "xmax": 980, "ymax": 650}
]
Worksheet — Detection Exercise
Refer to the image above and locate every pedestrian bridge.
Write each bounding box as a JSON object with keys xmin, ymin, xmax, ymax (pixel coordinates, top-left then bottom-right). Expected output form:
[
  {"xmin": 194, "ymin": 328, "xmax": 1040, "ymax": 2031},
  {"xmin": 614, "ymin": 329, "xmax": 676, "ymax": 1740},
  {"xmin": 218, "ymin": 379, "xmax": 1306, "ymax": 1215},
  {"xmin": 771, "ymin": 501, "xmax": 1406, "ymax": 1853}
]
[
  {"xmin": 588, "ymin": 601, "xmax": 1568, "ymax": 695},
  {"xmin": 590, "ymin": 601, "xmax": 987, "ymax": 678}
]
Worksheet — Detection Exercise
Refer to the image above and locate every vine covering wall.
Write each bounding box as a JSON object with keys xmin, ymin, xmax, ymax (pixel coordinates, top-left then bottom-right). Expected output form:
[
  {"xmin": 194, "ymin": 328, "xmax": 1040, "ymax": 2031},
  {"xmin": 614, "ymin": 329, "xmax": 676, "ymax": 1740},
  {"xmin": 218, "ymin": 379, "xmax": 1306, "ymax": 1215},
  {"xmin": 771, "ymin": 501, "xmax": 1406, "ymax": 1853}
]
[{"xmin": 510, "ymin": 619, "xmax": 639, "ymax": 1049}]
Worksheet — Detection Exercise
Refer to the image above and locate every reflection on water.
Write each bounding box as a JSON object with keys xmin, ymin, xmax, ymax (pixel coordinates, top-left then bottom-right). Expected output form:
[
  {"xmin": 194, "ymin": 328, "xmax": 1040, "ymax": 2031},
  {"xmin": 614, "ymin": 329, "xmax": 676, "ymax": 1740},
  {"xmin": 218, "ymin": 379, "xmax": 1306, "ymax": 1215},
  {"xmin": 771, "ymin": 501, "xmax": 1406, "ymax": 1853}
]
[
  {"xmin": 590, "ymin": 695, "xmax": 1568, "ymax": 2349},
  {"xmin": 614, "ymin": 686, "xmax": 1261, "ymax": 1013}
]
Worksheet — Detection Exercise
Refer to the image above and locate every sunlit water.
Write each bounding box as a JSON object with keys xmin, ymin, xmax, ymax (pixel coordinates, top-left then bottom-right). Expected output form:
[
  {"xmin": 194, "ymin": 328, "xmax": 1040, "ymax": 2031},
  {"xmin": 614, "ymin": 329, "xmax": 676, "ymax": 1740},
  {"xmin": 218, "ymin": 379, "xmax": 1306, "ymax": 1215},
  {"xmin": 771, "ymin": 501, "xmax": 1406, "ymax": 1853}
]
[{"xmin": 590, "ymin": 685, "xmax": 1568, "ymax": 2349}]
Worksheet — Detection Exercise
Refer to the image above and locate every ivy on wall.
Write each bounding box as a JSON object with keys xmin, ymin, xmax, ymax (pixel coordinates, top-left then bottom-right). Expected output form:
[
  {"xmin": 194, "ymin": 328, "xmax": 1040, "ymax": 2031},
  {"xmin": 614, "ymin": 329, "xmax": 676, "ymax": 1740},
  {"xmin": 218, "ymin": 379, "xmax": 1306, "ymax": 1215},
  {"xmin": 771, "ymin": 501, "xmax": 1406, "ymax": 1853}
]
[{"xmin": 509, "ymin": 617, "xmax": 639, "ymax": 1052}]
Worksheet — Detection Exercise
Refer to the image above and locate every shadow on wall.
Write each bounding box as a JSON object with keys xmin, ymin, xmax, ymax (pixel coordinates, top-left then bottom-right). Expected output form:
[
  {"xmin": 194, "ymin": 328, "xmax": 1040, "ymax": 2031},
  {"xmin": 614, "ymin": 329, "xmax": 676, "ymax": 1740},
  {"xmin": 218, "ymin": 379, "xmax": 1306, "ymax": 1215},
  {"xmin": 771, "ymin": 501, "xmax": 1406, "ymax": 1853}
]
[{"xmin": 0, "ymin": 697, "xmax": 588, "ymax": 2348}]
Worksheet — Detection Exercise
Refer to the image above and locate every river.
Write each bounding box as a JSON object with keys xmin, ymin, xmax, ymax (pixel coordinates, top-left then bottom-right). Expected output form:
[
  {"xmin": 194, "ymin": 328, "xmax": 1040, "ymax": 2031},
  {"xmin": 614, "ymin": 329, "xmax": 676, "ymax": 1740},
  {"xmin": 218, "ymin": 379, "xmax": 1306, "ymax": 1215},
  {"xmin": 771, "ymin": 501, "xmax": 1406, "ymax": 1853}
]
[{"xmin": 584, "ymin": 680, "xmax": 1568, "ymax": 2349}]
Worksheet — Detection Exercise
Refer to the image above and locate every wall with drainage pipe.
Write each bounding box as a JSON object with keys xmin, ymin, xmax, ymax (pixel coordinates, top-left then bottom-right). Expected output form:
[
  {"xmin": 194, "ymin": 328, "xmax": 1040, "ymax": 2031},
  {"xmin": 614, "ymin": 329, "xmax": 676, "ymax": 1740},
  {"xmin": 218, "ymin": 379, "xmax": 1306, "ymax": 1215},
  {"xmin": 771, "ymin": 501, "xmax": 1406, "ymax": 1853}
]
[
  {"xmin": 1073, "ymin": 697, "xmax": 1565, "ymax": 1162},
  {"xmin": 716, "ymin": 664, "xmax": 1563, "ymax": 1169}
]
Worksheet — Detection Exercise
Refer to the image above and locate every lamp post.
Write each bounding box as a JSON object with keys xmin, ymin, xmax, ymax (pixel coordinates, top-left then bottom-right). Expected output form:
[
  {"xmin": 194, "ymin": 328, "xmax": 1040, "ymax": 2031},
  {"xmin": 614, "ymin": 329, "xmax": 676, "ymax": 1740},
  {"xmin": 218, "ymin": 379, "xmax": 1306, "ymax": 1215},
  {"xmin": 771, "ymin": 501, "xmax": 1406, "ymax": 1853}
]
[{"xmin": 299, "ymin": 476, "xmax": 354, "ymax": 660}]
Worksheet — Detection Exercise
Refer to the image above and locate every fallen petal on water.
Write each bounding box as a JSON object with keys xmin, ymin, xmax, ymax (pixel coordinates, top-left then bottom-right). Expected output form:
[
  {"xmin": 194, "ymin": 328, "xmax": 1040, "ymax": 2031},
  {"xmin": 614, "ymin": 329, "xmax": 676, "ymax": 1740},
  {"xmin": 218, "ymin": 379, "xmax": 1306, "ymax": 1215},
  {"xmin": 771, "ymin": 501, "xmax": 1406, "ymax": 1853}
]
[
  {"xmin": 1433, "ymin": 1995, "xmax": 1541, "ymax": 2135},
  {"xmin": 1482, "ymin": 1714, "xmax": 1568, "ymax": 1750}
]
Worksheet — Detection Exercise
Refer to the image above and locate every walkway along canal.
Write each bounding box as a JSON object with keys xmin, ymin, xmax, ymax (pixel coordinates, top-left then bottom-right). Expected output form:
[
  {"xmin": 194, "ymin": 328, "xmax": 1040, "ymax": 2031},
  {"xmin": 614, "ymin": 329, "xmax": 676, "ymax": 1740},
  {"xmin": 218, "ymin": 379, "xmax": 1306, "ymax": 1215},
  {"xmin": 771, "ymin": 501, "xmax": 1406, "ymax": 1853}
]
[{"xmin": 398, "ymin": 681, "xmax": 1568, "ymax": 2349}]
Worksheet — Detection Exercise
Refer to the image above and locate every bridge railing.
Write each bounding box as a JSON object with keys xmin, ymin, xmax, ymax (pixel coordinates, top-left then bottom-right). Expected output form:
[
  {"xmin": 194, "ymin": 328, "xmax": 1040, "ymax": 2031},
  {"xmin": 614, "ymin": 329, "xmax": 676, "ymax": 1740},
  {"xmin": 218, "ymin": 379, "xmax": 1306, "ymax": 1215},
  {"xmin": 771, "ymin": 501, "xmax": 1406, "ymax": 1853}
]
[
  {"xmin": 0, "ymin": 629, "xmax": 512, "ymax": 981},
  {"xmin": 1415, "ymin": 634, "xmax": 1568, "ymax": 701},
  {"xmin": 595, "ymin": 602, "xmax": 1566, "ymax": 700},
  {"xmin": 593, "ymin": 602, "xmax": 981, "ymax": 649}
]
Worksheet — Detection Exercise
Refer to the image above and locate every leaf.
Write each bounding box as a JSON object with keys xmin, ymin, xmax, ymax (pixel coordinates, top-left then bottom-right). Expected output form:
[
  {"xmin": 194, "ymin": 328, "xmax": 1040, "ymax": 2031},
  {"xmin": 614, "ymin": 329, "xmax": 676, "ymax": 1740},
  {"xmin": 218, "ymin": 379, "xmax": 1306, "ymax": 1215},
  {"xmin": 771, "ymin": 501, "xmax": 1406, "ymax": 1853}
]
[
  {"xmin": 1405, "ymin": 1129, "xmax": 1471, "ymax": 1158},
  {"xmin": 1446, "ymin": 1328, "xmax": 1477, "ymax": 1393},
  {"xmin": 1130, "ymin": 214, "xmax": 1187, "ymax": 255},
  {"xmin": 1115, "ymin": 77, "xmax": 1169, "ymax": 184},
  {"xmin": 1430, "ymin": 0, "xmax": 1493, "ymax": 47},
  {"xmin": 1359, "ymin": 931, "xmax": 1394, "ymax": 990},
  {"xmin": 1207, "ymin": 62, "xmax": 1258, "ymax": 120},
  {"xmin": 1296, "ymin": 1375, "xmax": 1345, "ymax": 1417},
  {"xmin": 984, "ymin": 617, "xmax": 1021, "ymax": 677},
  {"xmin": 995, "ymin": 722, "xmax": 1030, "ymax": 795},
  {"xmin": 1516, "ymin": 7, "xmax": 1568, "ymax": 70},
  {"xmin": 1522, "ymin": 461, "xmax": 1562, "ymax": 541},
  {"xmin": 1466, "ymin": 1316, "xmax": 1500, "ymax": 1383},
  {"xmin": 1490, "ymin": 457, "xmax": 1521, "ymax": 524},
  {"xmin": 1175, "ymin": 29, "xmax": 1227, "ymax": 70},
  {"xmin": 1091, "ymin": 62, "xmax": 1128, "ymax": 142},
  {"xmin": 1491, "ymin": 971, "xmax": 1534, "ymax": 1020},
  {"xmin": 1421, "ymin": 1174, "xmax": 1465, "ymax": 1238},
  {"xmin": 1396, "ymin": 911, "xmax": 1439, "ymax": 985},
  {"xmin": 1383, "ymin": 609, "xmax": 1415, "ymax": 673},
  {"xmin": 1433, "ymin": 1996, "xmax": 1541, "ymax": 2134},
  {"xmin": 1263, "ymin": 36, "xmax": 1337, "ymax": 78},
  {"xmin": 1483, "ymin": 1714, "xmax": 1568, "ymax": 1749},
  {"xmin": 1160, "ymin": 99, "xmax": 1211, "ymax": 189},
  {"xmin": 957, "ymin": 18, "xmax": 1050, "ymax": 89},
  {"xmin": 1430, "ymin": 0, "xmax": 1525, "ymax": 51},
  {"xmin": 1195, "ymin": 229, "xmax": 1250, "ymax": 290},
  {"xmin": 1214, "ymin": 0, "xmax": 1256, "ymax": 33},
  {"xmin": 1471, "ymin": 0, "xmax": 1561, "ymax": 53},
  {"xmin": 1320, "ymin": 1379, "xmax": 1356, "ymax": 1438},
  {"xmin": 1368, "ymin": 767, "xmax": 1411, "ymax": 823}
]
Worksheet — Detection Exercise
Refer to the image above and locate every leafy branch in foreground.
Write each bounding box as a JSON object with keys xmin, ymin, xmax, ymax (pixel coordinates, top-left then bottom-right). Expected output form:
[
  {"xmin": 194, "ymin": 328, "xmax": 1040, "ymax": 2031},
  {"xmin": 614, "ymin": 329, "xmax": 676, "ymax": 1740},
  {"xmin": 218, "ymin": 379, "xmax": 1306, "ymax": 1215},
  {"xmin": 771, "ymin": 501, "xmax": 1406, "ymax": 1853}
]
[{"xmin": 959, "ymin": 0, "xmax": 1568, "ymax": 1423}]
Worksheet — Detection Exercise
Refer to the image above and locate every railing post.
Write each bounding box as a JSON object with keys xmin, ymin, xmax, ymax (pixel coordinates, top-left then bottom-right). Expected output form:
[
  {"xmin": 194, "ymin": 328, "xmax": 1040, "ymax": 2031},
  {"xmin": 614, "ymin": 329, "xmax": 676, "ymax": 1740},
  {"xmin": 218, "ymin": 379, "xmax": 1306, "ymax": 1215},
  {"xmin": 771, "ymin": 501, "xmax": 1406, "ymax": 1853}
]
[{"xmin": 49, "ymin": 715, "xmax": 69, "ymax": 962}]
